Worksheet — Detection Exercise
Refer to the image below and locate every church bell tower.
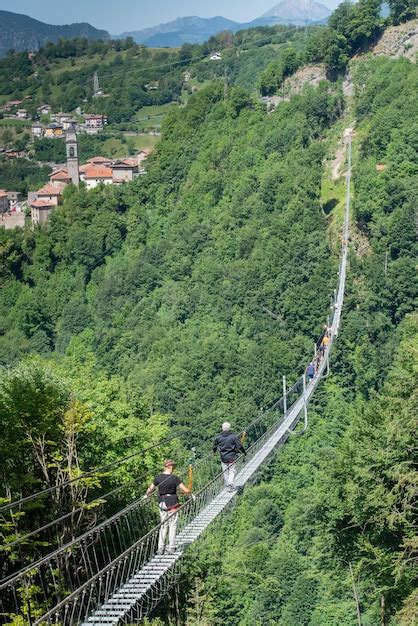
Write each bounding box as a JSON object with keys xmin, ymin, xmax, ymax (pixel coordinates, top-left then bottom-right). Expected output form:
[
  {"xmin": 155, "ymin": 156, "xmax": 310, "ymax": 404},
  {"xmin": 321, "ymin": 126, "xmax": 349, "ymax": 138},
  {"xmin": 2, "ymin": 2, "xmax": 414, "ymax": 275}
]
[{"xmin": 66, "ymin": 120, "xmax": 79, "ymax": 185}]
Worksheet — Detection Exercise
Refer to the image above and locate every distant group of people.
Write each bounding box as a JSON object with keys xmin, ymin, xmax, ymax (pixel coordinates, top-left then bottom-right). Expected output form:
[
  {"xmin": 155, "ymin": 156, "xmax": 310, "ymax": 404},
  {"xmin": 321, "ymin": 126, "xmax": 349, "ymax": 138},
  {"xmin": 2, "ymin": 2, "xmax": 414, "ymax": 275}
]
[
  {"xmin": 144, "ymin": 422, "xmax": 245, "ymax": 554},
  {"xmin": 306, "ymin": 325, "xmax": 332, "ymax": 382}
]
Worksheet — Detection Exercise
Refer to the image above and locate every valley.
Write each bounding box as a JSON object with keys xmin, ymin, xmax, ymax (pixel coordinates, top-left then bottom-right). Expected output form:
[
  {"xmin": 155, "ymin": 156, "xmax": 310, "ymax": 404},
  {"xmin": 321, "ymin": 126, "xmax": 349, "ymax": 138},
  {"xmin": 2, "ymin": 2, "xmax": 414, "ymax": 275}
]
[{"xmin": 0, "ymin": 2, "xmax": 417, "ymax": 625}]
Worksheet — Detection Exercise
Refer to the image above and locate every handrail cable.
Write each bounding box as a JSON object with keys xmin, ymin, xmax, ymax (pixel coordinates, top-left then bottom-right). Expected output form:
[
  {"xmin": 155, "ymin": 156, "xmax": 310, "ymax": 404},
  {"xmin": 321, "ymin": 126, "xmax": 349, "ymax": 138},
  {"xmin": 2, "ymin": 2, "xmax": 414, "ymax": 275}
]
[
  {"xmin": 0, "ymin": 376, "xmax": 302, "ymax": 588},
  {"xmin": 0, "ymin": 434, "xmax": 179, "ymax": 513},
  {"xmin": 0, "ymin": 440, "xmax": 222, "ymax": 586}
]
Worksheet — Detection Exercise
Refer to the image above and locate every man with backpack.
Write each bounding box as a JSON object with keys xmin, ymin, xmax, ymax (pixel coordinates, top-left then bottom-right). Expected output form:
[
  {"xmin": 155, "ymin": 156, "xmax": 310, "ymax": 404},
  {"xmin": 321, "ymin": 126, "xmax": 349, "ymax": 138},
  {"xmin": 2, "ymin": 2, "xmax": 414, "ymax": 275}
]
[
  {"xmin": 213, "ymin": 422, "xmax": 246, "ymax": 492},
  {"xmin": 144, "ymin": 459, "xmax": 194, "ymax": 554}
]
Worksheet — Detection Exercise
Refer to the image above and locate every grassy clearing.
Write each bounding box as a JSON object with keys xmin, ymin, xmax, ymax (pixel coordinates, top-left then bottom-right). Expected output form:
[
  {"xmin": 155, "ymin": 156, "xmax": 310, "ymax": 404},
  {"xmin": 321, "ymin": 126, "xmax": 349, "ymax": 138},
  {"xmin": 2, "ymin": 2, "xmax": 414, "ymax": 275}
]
[
  {"xmin": 128, "ymin": 135, "xmax": 159, "ymax": 150},
  {"xmin": 320, "ymin": 111, "xmax": 355, "ymax": 256},
  {"xmin": 134, "ymin": 103, "xmax": 177, "ymax": 120},
  {"xmin": 100, "ymin": 133, "xmax": 159, "ymax": 158},
  {"xmin": 0, "ymin": 118, "xmax": 31, "ymax": 129},
  {"xmin": 321, "ymin": 176, "xmax": 347, "ymax": 255},
  {"xmin": 133, "ymin": 102, "xmax": 180, "ymax": 131}
]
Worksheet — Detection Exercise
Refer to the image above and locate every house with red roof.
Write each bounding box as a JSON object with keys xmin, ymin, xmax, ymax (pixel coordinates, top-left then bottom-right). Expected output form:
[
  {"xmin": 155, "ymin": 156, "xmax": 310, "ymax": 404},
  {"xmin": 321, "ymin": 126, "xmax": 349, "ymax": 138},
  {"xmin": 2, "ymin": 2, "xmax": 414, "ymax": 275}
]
[
  {"xmin": 82, "ymin": 164, "xmax": 113, "ymax": 189},
  {"xmin": 49, "ymin": 168, "xmax": 72, "ymax": 187}
]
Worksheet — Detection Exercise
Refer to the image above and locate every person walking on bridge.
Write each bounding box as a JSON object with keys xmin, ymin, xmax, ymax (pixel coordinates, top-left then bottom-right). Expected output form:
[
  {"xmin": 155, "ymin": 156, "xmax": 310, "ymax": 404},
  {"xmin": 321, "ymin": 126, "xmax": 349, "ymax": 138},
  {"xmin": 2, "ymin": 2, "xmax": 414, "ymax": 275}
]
[
  {"xmin": 213, "ymin": 422, "xmax": 246, "ymax": 492},
  {"xmin": 306, "ymin": 361, "xmax": 315, "ymax": 381},
  {"xmin": 144, "ymin": 459, "xmax": 193, "ymax": 554},
  {"xmin": 320, "ymin": 332, "xmax": 330, "ymax": 357}
]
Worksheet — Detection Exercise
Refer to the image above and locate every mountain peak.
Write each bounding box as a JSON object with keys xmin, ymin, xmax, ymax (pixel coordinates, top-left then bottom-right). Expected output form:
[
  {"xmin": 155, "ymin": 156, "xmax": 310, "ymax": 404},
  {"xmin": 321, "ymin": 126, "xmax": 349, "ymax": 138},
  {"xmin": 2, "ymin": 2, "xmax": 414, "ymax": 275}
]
[{"xmin": 262, "ymin": 0, "xmax": 332, "ymax": 24}]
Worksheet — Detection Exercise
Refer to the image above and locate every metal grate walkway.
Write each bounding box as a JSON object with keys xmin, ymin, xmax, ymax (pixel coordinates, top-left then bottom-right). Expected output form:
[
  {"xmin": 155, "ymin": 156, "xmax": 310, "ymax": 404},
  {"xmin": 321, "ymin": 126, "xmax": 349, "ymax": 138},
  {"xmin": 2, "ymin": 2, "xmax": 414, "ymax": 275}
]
[
  {"xmin": 83, "ymin": 351, "xmax": 334, "ymax": 625},
  {"xmin": 82, "ymin": 127, "xmax": 352, "ymax": 625}
]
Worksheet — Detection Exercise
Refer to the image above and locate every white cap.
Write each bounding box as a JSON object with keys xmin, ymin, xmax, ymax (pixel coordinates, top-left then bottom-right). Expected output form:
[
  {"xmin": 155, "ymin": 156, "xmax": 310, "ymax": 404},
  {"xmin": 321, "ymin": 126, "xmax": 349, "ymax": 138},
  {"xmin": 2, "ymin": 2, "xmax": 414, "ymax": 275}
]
[{"xmin": 222, "ymin": 422, "xmax": 231, "ymax": 432}]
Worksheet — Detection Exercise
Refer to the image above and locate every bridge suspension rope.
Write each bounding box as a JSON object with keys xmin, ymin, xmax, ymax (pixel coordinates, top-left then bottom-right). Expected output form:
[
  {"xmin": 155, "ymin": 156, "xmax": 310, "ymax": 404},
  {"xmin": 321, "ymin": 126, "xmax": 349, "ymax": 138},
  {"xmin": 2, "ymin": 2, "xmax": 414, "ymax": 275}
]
[{"xmin": 0, "ymin": 129, "xmax": 353, "ymax": 625}]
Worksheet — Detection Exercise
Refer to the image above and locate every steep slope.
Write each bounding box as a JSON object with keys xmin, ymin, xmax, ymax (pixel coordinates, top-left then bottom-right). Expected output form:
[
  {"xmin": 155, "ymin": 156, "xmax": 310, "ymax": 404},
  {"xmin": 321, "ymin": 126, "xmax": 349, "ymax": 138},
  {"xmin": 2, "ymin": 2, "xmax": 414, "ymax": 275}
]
[
  {"xmin": 166, "ymin": 55, "xmax": 417, "ymax": 626},
  {"xmin": 0, "ymin": 10, "xmax": 110, "ymax": 57}
]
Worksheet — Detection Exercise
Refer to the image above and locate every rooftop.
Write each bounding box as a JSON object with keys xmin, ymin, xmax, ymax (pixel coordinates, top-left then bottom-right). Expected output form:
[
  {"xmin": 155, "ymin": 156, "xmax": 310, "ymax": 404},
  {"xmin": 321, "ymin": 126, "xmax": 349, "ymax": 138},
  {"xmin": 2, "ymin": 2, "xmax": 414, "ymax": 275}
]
[
  {"xmin": 112, "ymin": 158, "xmax": 139, "ymax": 169},
  {"xmin": 87, "ymin": 156, "xmax": 112, "ymax": 164},
  {"xmin": 31, "ymin": 199, "xmax": 56, "ymax": 208},
  {"xmin": 84, "ymin": 165, "xmax": 113, "ymax": 179},
  {"xmin": 37, "ymin": 184, "xmax": 64, "ymax": 196},
  {"xmin": 50, "ymin": 169, "xmax": 71, "ymax": 181}
]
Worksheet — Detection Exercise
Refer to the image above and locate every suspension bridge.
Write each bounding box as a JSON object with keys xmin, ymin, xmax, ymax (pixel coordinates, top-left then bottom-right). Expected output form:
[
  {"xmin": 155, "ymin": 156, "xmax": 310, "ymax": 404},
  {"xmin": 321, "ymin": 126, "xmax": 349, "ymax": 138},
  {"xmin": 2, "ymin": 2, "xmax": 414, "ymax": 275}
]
[{"xmin": 0, "ymin": 130, "xmax": 353, "ymax": 625}]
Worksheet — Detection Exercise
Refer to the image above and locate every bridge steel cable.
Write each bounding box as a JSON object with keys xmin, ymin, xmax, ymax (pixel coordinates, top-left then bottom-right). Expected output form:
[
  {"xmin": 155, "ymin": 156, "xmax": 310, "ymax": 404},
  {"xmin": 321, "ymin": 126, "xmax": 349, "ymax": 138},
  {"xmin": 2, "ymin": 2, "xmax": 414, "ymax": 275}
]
[
  {"xmin": 0, "ymin": 388, "xmax": 281, "ymax": 558},
  {"xmin": 0, "ymin": 387, "xmax": 301, "ymax": 603},
  {"xmin": 0, "ymin": 131, "xmax": 352, "ymax": 625},
  {"xmin": 0, "ymin": 375, "xmax": 287, "ymax": 584}
]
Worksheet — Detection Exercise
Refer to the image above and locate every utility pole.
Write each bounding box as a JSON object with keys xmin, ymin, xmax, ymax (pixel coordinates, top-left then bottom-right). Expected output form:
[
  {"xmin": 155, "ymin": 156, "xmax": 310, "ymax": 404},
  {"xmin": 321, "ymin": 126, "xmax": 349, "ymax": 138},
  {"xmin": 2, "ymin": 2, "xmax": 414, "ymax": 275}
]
[
  {"xmin": 384, "ymin": 250, "xmax": 389, "ymax": 277},
  {"xmin": 302, "ymin": 373, "xmax": 308, "ymax": 430},
  {"xmin": 282, "ymin": 375, "xmax": 287, "ymax": 416},
  {"xmin": 349, "ymin": 562, "xmax": 362, "ymax": 626},
  {"xmin": 223, "ymin": 67, "xmax": 228, "ymax": 100}
]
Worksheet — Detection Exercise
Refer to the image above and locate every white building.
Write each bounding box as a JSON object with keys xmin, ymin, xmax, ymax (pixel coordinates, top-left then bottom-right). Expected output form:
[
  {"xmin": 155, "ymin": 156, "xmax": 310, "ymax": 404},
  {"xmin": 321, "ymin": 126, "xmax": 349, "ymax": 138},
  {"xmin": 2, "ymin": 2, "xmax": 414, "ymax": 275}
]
[
  {"xmin": 37, "ymin": 104, "xmax": 51, "ymax": 116},
  {"xmin": 32, "ymin": 122, "xmax": 44, "ymax": 138},
  {"xmin": 84, "ymin": 114, "xmax": 108, "ymax": 132}
]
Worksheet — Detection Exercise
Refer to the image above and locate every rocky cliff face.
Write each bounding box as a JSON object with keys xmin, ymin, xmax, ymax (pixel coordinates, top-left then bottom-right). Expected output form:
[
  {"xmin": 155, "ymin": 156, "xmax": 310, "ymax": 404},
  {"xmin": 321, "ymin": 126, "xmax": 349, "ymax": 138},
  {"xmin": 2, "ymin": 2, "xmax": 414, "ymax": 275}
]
[{"xmin": 0, "ymin": 11, "xmax": 110, "ymax": 57}]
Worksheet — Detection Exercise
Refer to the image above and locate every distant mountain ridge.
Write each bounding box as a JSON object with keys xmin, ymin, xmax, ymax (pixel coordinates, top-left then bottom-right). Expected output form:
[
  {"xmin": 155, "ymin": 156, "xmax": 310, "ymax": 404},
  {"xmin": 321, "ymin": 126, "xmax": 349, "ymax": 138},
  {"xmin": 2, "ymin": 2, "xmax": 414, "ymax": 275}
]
[
  {"xmin": 117, "ymin": 0, "xmax": 332, "ymax": 47},
  {"xmin": 263, "ymin": 0, "xmax": 331, "ymax": 23},
  {"xmin": 0, "ymin": 10, "xmax": 110, "ymax": 57},
  {"xmin": 119, "ymin": 16, "xmax": 239, "ymax": 46}
]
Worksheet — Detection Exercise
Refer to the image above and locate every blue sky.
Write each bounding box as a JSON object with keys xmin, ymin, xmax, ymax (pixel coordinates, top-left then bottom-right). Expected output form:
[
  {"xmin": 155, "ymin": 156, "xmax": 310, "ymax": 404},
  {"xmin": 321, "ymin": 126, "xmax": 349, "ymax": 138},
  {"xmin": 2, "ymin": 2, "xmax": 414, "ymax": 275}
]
[{"xmin": 0, "ymin": 1, "xmax": 343, "ymax": 34}]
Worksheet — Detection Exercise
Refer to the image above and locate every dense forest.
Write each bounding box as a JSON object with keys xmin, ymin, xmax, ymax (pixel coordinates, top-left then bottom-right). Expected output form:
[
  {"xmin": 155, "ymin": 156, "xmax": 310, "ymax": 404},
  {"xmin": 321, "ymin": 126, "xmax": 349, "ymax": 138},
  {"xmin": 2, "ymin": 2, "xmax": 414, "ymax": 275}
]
[
  {"xmin": 1, "ymin": 2, "xmax": 417, "ymax": 624},
  {"xmin": 157, "ymin": 55, "xmax": 417, "ymax": 626}
]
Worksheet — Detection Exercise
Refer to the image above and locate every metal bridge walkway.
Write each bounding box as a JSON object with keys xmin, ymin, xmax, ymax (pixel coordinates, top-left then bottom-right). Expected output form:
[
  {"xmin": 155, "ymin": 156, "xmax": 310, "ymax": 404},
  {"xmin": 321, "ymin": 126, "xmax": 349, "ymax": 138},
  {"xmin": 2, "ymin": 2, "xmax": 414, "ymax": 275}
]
[
  {"xmin": 83, "ymin": 299, "xmax": 344, "ymax": 625},
  {"xmin": 82, "ymin": 128, "xmax": 353, "ymax": 625},
  {"xmin": 0, "ymin": 131, "xmax": 353, "ymax": 626}
]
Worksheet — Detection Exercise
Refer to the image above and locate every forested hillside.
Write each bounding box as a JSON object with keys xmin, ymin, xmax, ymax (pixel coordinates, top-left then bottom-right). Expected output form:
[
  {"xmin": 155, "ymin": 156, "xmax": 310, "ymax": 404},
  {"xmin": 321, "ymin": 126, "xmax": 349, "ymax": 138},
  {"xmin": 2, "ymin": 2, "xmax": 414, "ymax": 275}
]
[
  {"xmin": 153, "ymin": 56, "xmax": 417, "ymax": 626},
  {"xmin": 1, "ymin": 3, "xmax": 417, "ymax": 624},
  {"xmin": 0, "ymin": 10, "xmax": 110, "ymax": 58},
  {"xmin": 0, "ymin": 78, "xmax": 343, "ymax": 447}
]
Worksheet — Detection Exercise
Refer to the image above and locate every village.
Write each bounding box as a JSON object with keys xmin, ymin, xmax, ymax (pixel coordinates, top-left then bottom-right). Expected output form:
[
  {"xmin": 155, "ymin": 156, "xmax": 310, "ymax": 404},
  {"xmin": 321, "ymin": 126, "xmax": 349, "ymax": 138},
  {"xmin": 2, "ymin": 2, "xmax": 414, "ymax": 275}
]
[
  {"xmin": 0, "ymin": 52, "xmax": 227, "ymax": 229},
  {"xmin": 0, "ymin": 120, "xmax": 151, "ymax": 229}
]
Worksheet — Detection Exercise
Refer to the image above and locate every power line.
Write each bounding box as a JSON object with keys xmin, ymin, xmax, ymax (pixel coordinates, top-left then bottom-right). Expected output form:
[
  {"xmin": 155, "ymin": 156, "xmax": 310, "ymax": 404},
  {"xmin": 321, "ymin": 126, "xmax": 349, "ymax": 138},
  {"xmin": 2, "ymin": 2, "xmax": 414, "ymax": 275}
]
[
  {"xmin": 35, "ymin": 26, "xmax": 303, "ymax": 88},
  {"xmin": 98, "ymin": 26, "xmax": 302, "ymax": 81},
  {"xmin": 0, "ymin": 434, "xmax": 178, "ymax": 513}
]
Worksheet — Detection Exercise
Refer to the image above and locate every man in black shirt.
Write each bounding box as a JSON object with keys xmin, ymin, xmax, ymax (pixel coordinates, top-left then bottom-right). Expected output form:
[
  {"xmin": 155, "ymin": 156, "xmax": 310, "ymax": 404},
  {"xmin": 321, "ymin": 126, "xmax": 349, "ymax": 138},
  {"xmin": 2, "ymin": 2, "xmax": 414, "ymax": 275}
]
[
  {"xmin": 144, "ymin": 459, "xmax": 193, "ymax": 554},
  {"xmin": 213, "ymin": 422, "xmax": 246, "ymax": 492}
]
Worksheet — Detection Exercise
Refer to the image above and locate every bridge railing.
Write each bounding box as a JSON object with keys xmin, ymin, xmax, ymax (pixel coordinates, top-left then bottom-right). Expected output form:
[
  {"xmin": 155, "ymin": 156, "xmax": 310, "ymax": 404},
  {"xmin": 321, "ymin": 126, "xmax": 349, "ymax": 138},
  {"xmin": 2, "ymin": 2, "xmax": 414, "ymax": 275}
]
[
  {"xmin": 0, "ymin": 290, "xmax": 336, "ymax": 626},
  {"xmin": 0, "ymin": 375, "xmax": 306, "ymax": 626}
]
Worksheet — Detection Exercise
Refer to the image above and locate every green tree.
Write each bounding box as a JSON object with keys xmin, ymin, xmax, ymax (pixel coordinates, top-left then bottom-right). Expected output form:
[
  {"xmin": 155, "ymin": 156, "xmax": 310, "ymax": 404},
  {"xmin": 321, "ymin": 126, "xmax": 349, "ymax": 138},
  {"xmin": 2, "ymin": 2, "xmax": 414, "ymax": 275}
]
[{"xmin": 389, "ymin": 0, "xmax": 417, "ymax": 24}]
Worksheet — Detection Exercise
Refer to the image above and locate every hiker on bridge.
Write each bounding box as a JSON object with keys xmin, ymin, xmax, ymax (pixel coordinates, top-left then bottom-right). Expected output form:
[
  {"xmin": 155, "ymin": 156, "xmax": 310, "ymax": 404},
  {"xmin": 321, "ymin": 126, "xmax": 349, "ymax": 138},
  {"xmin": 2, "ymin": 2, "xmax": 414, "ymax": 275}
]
[
  {"xmin": 144, "ymin": 459, "xmax": 193, "ymax": 555},
  {"xmin": 213, "ymin": 422, "xmax": 246, "ymax": 492},
  {"xmin": 319, "ymin": 332, "xmax": 330, "ymax": 357},
  {"xmin": 306, "ymin": 361, "xmax": 315, "ymax": 382}
]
